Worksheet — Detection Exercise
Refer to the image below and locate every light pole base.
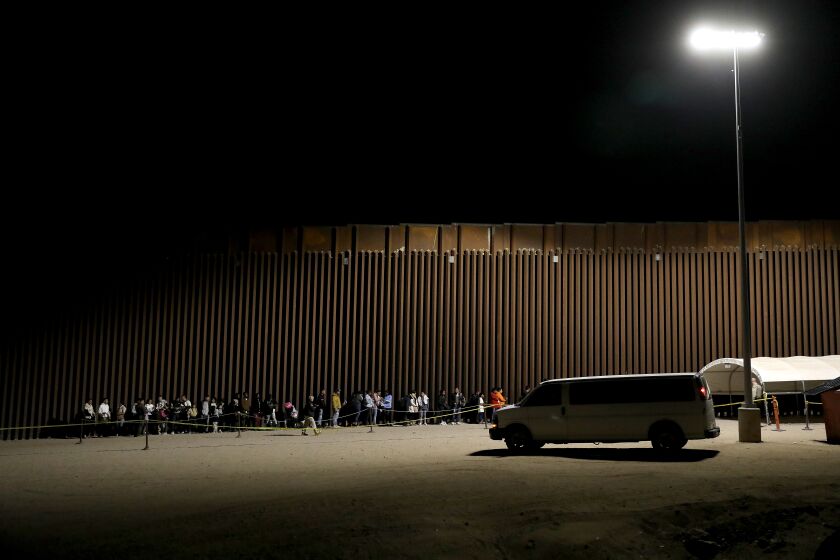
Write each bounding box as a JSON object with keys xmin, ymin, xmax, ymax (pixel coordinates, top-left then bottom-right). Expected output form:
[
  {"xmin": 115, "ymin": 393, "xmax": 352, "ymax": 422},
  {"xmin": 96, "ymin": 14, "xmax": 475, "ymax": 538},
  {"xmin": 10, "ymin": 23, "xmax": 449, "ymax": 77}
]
[{"xmin": 738, "ymin": 407, "xmax": 762, "ymax": 443}]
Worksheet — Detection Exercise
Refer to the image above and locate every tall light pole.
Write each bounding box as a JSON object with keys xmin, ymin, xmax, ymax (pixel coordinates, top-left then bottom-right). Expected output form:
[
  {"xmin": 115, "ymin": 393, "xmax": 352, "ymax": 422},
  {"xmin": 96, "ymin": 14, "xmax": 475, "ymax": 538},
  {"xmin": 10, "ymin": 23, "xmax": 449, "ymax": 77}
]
[{"xmin": 690, "ymin": 27, "xmax": 764, "ymax": 443}]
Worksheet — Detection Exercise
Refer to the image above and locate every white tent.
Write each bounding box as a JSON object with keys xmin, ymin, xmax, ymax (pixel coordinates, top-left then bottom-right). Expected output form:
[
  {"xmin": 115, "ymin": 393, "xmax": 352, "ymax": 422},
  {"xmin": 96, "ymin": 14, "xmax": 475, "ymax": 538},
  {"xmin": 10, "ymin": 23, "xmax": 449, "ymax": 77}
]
[{"xmin": 699, "ymin": 355, "xmax": 840, "ymax": 395}]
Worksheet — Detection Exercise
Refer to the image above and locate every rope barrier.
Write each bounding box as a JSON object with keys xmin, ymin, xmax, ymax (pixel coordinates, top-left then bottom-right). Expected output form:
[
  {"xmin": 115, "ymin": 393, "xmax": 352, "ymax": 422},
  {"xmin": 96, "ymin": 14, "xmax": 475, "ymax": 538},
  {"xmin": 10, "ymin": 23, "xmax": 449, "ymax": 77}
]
[{"xmin": 0, "ymin": 404, "xmax": 490, "ymax": 433}]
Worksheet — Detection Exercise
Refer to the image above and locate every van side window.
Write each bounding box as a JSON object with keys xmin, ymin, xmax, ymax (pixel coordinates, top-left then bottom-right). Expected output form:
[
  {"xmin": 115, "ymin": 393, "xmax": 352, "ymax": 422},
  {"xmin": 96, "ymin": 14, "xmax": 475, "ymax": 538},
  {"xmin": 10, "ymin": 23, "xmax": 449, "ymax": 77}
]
[
  {"xmin": 569, "ymin": 378, "xmax": 695, "ymax": 405},
  {"xmin": 521, "ymin": 384, "xmax": 563, "ymax": 406}
]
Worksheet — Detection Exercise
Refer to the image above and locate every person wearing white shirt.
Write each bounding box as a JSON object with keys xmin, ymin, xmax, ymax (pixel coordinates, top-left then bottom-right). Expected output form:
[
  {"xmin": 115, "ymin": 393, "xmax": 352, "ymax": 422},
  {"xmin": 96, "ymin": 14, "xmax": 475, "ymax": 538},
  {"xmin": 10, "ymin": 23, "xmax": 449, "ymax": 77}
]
[{"xmin": 98, "ymin": 398, "xmax": 111, "ymax": 436}]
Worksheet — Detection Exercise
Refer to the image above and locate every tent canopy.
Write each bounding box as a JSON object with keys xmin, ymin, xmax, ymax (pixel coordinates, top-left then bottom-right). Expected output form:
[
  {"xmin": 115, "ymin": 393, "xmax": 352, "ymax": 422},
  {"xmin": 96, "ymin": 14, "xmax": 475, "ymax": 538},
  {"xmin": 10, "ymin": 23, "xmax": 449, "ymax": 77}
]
[{"xmin": 699, "ymin": 356, "xmax": 840, "ymax": 395}]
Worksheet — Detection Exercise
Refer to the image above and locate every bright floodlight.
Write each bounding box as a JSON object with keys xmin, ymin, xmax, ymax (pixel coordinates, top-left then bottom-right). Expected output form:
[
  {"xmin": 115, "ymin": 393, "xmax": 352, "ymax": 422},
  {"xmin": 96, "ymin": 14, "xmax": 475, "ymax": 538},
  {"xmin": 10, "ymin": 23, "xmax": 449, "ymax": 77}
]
[{"xmin": 690, "ymin": 28, "xmax": 763, "ymax": 50}]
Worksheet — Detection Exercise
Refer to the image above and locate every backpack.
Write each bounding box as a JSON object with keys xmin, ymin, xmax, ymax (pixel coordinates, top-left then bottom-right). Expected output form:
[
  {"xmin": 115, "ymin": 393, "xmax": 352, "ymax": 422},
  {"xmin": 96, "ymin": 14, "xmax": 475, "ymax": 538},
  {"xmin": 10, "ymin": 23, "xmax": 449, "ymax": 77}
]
[{"xmin": 188, "ymin": 406, "xmax": 198, "ymax": 418}]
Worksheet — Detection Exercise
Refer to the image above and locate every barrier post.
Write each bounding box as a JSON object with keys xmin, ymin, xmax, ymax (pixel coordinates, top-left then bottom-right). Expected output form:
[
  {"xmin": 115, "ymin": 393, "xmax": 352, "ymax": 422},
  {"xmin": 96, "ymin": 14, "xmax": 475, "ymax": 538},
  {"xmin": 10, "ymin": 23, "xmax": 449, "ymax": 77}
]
[
  {"xmin": 483, "ymin": 409, "xmax": 488, "ymax": 429},
  {"xmin": 802, "ymin": 381, "xmax": 812, "ymax": 431},
  {"xmin": 77, "ymin": 419, "xmax": 84, "ymax": 444},
  {"xmin": 143, "ymin": 418, "xmax": 150, "ymax": 450},
  {"xmin": 236, "ymin": 412, "xmax": 242, "ymax": 438},
  {"xmin": 772, "ymin": 396, "xmax": 782, "ymax": 431}
]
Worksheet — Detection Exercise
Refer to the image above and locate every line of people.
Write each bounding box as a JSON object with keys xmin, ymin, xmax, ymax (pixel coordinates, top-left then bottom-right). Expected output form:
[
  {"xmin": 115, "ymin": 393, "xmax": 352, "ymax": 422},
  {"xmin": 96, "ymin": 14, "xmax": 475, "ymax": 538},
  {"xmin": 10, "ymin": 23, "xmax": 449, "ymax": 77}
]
[{"xmin": 74, "ymin": 386, "xmax": 513, "ymax": 437}]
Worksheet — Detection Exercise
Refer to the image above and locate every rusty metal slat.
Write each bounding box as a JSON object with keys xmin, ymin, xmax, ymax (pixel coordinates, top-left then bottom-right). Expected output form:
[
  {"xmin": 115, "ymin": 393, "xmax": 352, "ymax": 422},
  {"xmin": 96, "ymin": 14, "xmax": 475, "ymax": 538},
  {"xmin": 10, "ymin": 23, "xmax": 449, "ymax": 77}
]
[
  {"xmin": 252, "ymin": 254, "xmax": 265, "ymax": 396},
  {"xmin": 817, "ymin": 249, "xmax": 828, "ymax": 354},
  {"xmin": 431, "ymin": 253, "xmax": 440, "ymax": 395},
  {"xmin": 643, "ymin": 254, "xmax": 651, "ymax": 372},
  {"xmin": 185, "ymin": 256, "xmax": 198, "ymax": 400},
  {"xmin": 423, "ymin": 252, "xmax": 431, "ymax": 395},
  {"xmin": 265, "ymin": 254, "xmax": 278, "ymax": 399},
  {"xmin": 306, "ymin": 252, "xmax": 318, "ymax": 398},
  {"xmin": 386, "ymin": 252, "xmax": 396, "ymax": 396},
  {"xmin": 675, "ymin": 253, "xmax": 684, "ymax": 372},
  {"xmin": 805, "ymin": 250, "xmax": 815, "ymax": 355},
  {"xmin": 503, "ymin": 251, "xmax": 510, "ymax": 392},
  {"xmin": 771, "ymin": 250, "xmax": 780, "ymax": 355},
  {"xmin": 792, "ymin": 249, "xmax": 802, "ymax": 356},
  {"xmin": 338, "ymin": 252, "xmax": 349, "ymax": 396},
  {"xmin": 751, "ymin": 252, "xmax": 762, "ymax": 359},
  {"xmin": 703, "ymin": 252, "xmax": 711, "ymax": 366},
  {"xmin": 223, "ymin": 255, "xmax": 236, "ymax": 402},
  {"xmin": 513, "ymin": 252, "xmax": 521, "ymax": 385},
  {"xmin": 213, "ymin": 254, "xmax": 225, "ymax": 399},
  {"xmin": 470, "ymin": 251, "xmax": 477, "ymax": 389},
  {"xmin": 718, "ymin": 253, "xmax": 727, "ymax": 360},
  {"xmin": 374, "ymin": 253, "xmax": 383, "ymax": 393},
  {"xmin": 590, "ymin": 254, "xmax": 597, "ymax": 375},
  {"xmin": 596, "ymin": 253, "xmax": 602, "ymax": 375},
  {"xmin": 561, "ymin": 252, "xmax": 569, "ymax": 376},
  {"xmin": 326, "ymin": 253, "xmax": 337, "ymax": 396},
  {"xmin": 492, "ymin": 252, "xmax": 500, "ymax": 386},
  {"xmin": 361, "ymin": 252, "xmax": 370, "ymax": 392},
  {"xmin": 395, "ymin": 252, "xmax": 405, "ymax": 397},
  {"xmin": 724, "ymin": 252, "xmax": 733, "ymax": 358},
  {"xmin": 481, "ymin": 254, "xmax": 489, "ymax": 391},
  {"xmin": 750, "ymin": 251, "xmax": 761, "ymax": 356},
  {"xmin": 779, "ymin": 250, "xmax": 789, "ymax": 356},
  {"xmin": 453, "ymin": 251, "xmax": 462, "ymax": 390},
  {"xmin": 831, "ymin": 248, "xmax": 839, "ymax": 354},
  {"xmin": 539, "ymin": 254, "xmax": 547, "ymax": 381},
  {"xmin": 529, "ymin": 251, "xmax": 535, "ymax": 384}
]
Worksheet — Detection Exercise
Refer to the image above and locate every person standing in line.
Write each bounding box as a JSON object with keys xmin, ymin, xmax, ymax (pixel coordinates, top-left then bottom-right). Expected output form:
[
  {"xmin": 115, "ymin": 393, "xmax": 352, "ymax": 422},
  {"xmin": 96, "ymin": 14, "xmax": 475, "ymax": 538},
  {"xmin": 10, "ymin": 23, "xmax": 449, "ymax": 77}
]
[
  {"xmin": 331, "ymin": 389, "xmax": 342, "ymax": 428},
  {"xmin": 316, "ymin": 390, "xmax": 328, "ymax": 427},
  {"xmin": 408, "ymin": 391, "xmax": 419, "ymax": 425},
  {"xmin": 209, "ymin": 397, "xmax": 220, "ymax": 433},
  {"xmin": 351, "ymin": 391, "xmax": 364, "ymax": 426},
  {"xmin": 365, "ymin": 390, "xmax": 378, "ymax": 426},
  {"xmin": 116, "ymin": 401, "xmax": 127, "ymax": 436},
  {"xmin": 98, "ymin": 398, "xmax": 111, "ymax": 436},
  {"xmin": 477, "ymin": 392, "xmax": 486, "ymax": 424},
  {"xmin": 381, "ymin": 390, "xmax": 393, "ymax": 425},
  {"xmin": 489, "ymin": 387, "xmax": 507, "ymax": 423},
  {"xmin": 240, "ymin": 392, "xmax": 251, "ymax": 427},
  {"xmin": 301, "ymin": 396, "xmax": 321, "ymax": 436},
  {"xmin": 156, "ymin": 395, "xmax": 169, "ymax": 434},
  {"xmin": 201, "ymin": 395, "xmax": 211, "ymax": 432},
  {"xmin": 81, "ymin": 399, "xmax": 96, "ymax": 438},
  {"xmin": 437, "ymin": 389, "xmax": 449, "ymax": 425},
  {"xmin": 418, "ymin": 391, "xmax": 430, "ymax": 425},
  {"xmin": 451, "ymin": 387, "xmax": 465, "ymax": 425},
  {"xmin": 251, "ymin": 392, "xmax": 264, "ymax": 428}
]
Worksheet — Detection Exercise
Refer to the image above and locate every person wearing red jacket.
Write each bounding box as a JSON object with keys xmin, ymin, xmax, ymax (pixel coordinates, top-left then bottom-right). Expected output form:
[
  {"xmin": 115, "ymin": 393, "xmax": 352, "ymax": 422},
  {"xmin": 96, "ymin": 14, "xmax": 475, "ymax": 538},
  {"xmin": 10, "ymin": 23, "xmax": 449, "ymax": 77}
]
[{"xmin": 489, "ymin": 387, "xmax": 507, "ymax": 423}]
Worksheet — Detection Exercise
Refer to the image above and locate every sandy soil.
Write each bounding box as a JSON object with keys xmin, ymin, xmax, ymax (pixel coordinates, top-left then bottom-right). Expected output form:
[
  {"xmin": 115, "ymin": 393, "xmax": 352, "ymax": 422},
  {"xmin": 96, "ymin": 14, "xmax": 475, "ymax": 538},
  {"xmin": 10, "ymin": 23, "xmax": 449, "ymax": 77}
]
[{"xmin": 1, "ymin": 419, "xmax": 838, "ymax": 559}]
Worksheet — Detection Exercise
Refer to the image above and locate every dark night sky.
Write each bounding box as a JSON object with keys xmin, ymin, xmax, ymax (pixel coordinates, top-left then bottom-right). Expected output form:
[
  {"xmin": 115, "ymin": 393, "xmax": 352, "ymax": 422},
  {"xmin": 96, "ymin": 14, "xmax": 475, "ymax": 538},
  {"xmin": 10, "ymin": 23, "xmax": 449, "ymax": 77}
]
[{"xmin": 5, "ymin": 2, "xmax": 839, "ymax": 277}]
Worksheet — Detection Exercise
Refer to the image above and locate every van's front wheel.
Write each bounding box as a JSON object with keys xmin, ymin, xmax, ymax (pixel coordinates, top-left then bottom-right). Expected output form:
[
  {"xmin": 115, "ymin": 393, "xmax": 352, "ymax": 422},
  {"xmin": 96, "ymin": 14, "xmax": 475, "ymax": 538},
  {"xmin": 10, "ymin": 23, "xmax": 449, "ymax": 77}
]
[
  {"xmin": 505, "ymin": 425, "xmax": 537, "ymax": 452},
  {"xmin": 650, "ymin": 423, "xmax": 687, "ymax": 451}
]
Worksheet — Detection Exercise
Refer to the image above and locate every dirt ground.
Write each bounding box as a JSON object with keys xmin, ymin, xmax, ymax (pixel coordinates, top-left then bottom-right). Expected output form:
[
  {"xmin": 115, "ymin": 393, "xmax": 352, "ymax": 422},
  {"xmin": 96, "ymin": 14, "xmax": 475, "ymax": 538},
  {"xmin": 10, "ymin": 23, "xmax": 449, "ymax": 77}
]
[{"xmin": 1, "ymin": 418, "xmax": 838, "ymax": 559}]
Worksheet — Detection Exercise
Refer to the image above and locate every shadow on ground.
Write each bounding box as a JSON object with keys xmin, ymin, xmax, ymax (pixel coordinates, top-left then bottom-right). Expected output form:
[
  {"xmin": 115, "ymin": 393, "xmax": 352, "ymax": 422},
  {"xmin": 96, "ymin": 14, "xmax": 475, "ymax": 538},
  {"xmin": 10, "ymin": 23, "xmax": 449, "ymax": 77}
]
[{"xmin": 470, "ymin": 447, "xmax": 720, "ymax": 462}]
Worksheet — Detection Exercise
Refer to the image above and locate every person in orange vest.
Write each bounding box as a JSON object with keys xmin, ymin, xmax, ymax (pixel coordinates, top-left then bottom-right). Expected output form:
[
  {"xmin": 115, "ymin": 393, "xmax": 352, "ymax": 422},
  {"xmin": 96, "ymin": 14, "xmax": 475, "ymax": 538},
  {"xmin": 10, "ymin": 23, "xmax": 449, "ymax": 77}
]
[{"xmin": 489, "ymin": 387, "xmax": 507, "ymax": 423}]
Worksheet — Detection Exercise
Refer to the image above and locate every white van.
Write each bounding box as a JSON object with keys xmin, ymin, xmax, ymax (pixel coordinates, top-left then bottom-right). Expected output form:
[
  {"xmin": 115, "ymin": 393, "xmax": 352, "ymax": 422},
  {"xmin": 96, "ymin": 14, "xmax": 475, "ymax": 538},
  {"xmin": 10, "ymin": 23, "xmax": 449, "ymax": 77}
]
[{"xmin": 489, "ymin": 373, "xmax": 719, "ymax": 451}]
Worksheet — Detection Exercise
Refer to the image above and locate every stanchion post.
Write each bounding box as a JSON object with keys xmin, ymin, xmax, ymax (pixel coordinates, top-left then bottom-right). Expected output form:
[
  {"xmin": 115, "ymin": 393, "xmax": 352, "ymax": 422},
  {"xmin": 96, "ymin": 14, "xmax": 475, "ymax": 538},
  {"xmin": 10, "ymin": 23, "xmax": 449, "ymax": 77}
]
[
  {"xmin": 802, "ymin": 381, "xmax": 812, "ymax": 431},
  {"xmin": 236, "ymin": 412, "xmax": 242, "ymax": 438},
  {"xmin": 771, "ymin": 396, "xmax": 782, "ymax": 431},
  {"xmin": 143, "ymin": 419, "xmax": 150, "ymax": 450},
  {"xmin": 77, "ymin": 419, "xmax": 84, "ymax": 444}
]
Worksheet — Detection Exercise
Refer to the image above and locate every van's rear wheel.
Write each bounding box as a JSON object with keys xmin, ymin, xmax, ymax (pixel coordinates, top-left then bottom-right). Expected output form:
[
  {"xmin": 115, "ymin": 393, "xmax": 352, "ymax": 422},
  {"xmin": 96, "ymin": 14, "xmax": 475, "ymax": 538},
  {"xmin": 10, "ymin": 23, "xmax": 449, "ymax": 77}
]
[
  {"xmin": 505, "ymin": 426, "xmax": 536, "ymax": 452},
  {"xmin": 650, "ymin": 423, "xmax": 687, "ymax": 450}
]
